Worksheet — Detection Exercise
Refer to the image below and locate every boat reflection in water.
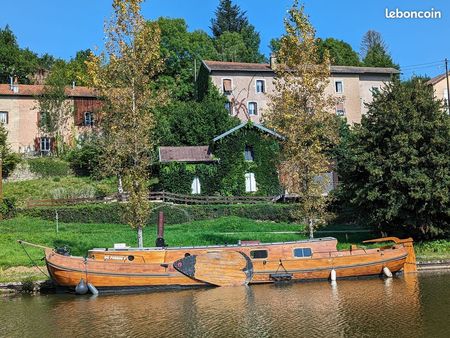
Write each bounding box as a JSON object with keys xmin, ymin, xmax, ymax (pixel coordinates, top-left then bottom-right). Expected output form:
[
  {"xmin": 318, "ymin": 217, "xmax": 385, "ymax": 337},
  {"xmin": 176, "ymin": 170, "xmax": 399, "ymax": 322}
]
[{"xmin": 34, "ymin": 273, "xmax": 423, "ymax": 337}]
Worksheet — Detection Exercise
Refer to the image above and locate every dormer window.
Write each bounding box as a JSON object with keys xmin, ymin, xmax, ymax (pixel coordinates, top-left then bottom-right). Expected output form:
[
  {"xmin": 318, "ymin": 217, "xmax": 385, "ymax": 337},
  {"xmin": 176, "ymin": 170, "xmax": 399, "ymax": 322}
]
[
  {"xmin": 222, "ymin": 79, "xmax": 232, "ymax": 94},
  {"xmin": 84, "ymin": 112, "xmax": 94, "ymax": 127}
]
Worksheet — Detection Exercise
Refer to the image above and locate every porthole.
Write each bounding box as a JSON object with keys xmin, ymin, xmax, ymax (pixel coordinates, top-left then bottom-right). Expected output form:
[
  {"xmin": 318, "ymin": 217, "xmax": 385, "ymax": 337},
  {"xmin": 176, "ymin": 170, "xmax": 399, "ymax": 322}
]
[{"xmin": 128, "ymin": 255, "xmax": 135, "ymax": 261}]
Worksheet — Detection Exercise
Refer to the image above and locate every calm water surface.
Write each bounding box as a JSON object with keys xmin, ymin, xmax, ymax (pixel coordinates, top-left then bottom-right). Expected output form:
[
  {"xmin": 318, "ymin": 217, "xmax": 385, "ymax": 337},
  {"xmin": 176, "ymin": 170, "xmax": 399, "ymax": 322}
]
[{"xmin": 1, "ymin": 272, "xmax": 449, "ymax": 338}]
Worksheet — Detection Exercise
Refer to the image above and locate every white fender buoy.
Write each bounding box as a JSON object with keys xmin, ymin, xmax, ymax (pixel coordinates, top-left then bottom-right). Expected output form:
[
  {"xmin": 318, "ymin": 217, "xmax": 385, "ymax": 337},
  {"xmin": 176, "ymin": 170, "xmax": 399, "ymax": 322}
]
[
  {"xmin": 383, "ymin": 267, "xmax": 393, "ymax": 278},
  {"xmin": 330, "ymin": 269, "xmax": 337, "ymax": 282},
  {"xmin": 87, "ymin": 283, "xmax": 99, "ymax": 295}
]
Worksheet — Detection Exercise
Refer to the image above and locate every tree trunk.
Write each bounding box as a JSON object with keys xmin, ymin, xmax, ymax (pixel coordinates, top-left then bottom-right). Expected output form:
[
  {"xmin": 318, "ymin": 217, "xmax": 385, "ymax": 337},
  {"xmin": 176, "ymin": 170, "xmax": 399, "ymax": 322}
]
[
  {"xmin": 137, "ymin": 226, "xmax": 144, "ymax": 248},
  {"xmin": 309, "ymin": 218, "xmax": 314, "ymax": 239}
]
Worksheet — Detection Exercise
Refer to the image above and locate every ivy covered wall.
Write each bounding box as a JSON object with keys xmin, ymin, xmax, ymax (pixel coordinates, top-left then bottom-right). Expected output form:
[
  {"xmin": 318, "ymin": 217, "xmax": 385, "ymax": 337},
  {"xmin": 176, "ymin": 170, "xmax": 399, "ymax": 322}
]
[{"xmin": 157, "ymin": 125, "xmax": 282, "ymax": 196}]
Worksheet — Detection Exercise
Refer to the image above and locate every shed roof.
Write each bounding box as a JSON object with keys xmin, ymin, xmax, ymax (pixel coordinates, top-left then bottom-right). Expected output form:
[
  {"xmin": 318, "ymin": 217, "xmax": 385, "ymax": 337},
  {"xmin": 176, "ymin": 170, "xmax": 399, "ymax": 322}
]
[{"xmin": 159, "ymin": 146, "xmax": 216, "ymax": 163}]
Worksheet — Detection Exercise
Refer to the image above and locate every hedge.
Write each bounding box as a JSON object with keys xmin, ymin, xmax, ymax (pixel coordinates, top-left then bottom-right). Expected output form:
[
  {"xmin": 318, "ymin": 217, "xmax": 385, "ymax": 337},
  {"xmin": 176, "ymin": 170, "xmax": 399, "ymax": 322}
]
[
  {"xmin": 27, "ymin": 158, "xmax": 71, "ymax": 177},
  {"xmin": 19, "ymin": 202, "xmax": 298, "ymax": 225}
]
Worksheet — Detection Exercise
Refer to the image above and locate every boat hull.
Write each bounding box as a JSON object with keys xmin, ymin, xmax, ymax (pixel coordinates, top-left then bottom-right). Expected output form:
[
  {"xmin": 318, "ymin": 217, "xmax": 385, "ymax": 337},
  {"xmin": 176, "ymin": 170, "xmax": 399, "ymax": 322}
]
[{"xmin": 45, "ymin": 237, "xmax": 414, "ymax": 291}]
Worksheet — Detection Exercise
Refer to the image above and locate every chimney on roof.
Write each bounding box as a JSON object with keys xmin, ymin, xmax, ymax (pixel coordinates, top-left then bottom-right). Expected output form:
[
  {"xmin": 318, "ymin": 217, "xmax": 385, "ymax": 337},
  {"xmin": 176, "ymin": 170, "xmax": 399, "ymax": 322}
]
[
  {"xmin": 72, "ymin": 81, "xmax": 76, "ymax": 89},
  {"xmin": 12, "ymin": 76, "xmax": 19, "ymax": 94},
  {"xmin": 270, "ymin": 54, "xmax": 277, "ymax": 70}
]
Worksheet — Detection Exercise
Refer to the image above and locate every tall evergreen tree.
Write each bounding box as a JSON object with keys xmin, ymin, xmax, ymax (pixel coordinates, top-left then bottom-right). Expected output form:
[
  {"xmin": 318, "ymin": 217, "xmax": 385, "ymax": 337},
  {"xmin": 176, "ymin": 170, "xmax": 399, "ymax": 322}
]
[
  {"xmin": 361, "ymin": 30, "xmax": 398, "ymax": 69},
  {"xmin": 337, "ymin": 78, "xmax": 450, "ymax": 238},
  {"xmin": 210, "ymin": 0, "xmax": 264, "ymax": 62}
]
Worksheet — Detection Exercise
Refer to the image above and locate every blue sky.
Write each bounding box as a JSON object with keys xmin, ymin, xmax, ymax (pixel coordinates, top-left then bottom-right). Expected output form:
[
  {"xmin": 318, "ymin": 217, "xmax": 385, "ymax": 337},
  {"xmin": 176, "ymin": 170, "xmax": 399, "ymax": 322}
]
[{"xmin": 1, "ymin": 0, "xmax": 449, "ymax": 78}]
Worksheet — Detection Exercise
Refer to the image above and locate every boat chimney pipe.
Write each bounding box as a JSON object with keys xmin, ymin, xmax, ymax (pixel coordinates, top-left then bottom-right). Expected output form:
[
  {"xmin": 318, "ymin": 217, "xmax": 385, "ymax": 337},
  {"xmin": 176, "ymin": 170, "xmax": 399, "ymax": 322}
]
[{"xmin": 155, "ymin": 211, "xmax": 166, "ymax": 247}]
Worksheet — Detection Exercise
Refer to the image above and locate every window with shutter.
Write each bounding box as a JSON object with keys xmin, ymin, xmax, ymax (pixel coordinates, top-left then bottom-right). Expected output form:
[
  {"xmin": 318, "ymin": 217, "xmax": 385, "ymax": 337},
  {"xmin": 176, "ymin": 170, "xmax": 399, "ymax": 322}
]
[
  {"xmin": 245, "ymin": 173, "xmax": 257, "ymax": 192},
  {"xmin": 191, "ymin": 177, "xmax": 201, "ymax": 195},
  {"xmin": 256, "ymin": 80, "xmax": 265, "ymax": 93},
  {"xmin": 223, "ymin": 79, "xmax": 232, "ymax": 93}
]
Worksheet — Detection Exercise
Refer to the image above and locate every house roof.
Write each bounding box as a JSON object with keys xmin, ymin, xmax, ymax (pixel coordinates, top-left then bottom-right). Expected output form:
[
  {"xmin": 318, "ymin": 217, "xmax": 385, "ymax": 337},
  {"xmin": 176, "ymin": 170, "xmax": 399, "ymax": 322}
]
[
  {"xmin": 213, "ymin": 123, "xmax": 285, "ymax": 142},
  {"xmin": 427, "ymin": 72, "xmax": 449, "ymax": 86},
  {"xmin": 202, "ymin": 60, "xmax": 399, "ymax": 75},
  {"xmin": 159, "ymin": 146, "xmax": 216, "ymax": 163},
  {"xmin": 0, "ymin": 84, "xmax": 97, "ymax": 97}
]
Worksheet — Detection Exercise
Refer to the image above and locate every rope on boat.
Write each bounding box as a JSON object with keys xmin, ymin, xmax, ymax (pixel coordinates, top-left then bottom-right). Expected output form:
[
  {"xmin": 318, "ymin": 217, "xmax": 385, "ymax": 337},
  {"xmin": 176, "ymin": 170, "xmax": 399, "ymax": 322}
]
[{"xmin": 18, "ymin": 241, "xmax": 50, "ymax": 278}]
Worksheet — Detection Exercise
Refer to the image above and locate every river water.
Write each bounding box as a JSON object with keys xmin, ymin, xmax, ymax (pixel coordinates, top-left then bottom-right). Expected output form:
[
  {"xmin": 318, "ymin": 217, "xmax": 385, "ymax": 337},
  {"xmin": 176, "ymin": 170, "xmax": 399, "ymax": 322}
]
[{"xmin": 1, "ymin": 272, "xmax": 449, "ymax": 338}]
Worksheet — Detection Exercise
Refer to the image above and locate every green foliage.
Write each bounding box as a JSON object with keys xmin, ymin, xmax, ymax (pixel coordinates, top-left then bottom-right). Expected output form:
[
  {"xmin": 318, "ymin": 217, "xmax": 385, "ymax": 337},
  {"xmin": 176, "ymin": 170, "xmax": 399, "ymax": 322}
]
[
  {"xmin": 153, "ymin": 17, "xmax": 219, "ymax": 100},
  {"xmin": 3, "ymin": 176, "xmax": 117, "ymax": 207},
  {"xmin": 158, "ymin": 162, "xmax": 219, "ymax": 195},
  {"xmin": 45, "ymin": 49, "xmax": 91, "ymax": 86},
  {"xmin": 316, "ymin": 38, "xmax": 361, "ymax": 66},
  {"xmin": 156, "ymin": 87, "xmax": 239, "ymax": 146},
  {"xmin": 19, "ymin": 202, "xmax": 298, "ymax": 225},
  {"xmin": 0, "ymin": 123, "xmax": 21, "ymax": 177},
  {"xmin": 65, "ymin": 137, "xmax": 102, "ymax": 176},
  {"xmin": 361, "ymin": 30, "xmax": 399, "ymax": 69},
  {"xmin": 336, "ymin": 78, "xmax": 450, "ymax": 238},
  {"xmin": 157, "ymin": 125, "xmax": 282, "ymax": 196},
  {"xmin": 0, "ymin": 198, "xmax": 16, "ymax": 219},
  {"xmin": 27, "ymin": 158, "xmax": 71, "ymax": 177},
  {"xmin": 210, "ymin": 0, "xmax": 265, "ymax": 62},
  {"xmin": 213, "ymin": 126, "xmax": 282, "ymax": 196},
  {"xmin": 0, "ymin": 25, "xmax": 40, "ymax": 84}
]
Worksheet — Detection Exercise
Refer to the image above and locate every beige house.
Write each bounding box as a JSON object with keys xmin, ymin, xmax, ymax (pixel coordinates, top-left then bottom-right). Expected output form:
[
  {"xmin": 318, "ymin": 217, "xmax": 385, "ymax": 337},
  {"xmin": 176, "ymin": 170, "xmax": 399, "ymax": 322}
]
[
  {"xmin": 427, "ymin": 72, "xmax": 449, "ymax": 111},
  {"xmin": 199, "ymin": 59, "xmax": 399, "ymax": 125},
  {"xmin": 0, "ymin": 83, "xmax": 99, "ymax": 154}
]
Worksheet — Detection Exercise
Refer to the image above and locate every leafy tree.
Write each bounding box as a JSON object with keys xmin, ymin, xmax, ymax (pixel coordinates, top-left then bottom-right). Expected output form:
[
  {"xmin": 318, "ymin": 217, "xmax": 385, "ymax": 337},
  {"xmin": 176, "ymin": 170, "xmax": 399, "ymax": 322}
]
[
  {"xmin": 153, "ymin": 17, "xmax": 218, "ymax": 100},
  {"xmin": 87, "ymin": 0, "xmax": 165, "ymax": 247},
  {"xmin": 316, "ymin": 38, "xmax": 360, "ymax": 66},
  {"xmin": 0, "ymin": 123, "xmax": 21, "ymax": 178},
  {"xmin": 65, "ymin": 136, "xmax": 102, "ymax": 177},
  {"xmin": 337, "ymin": 78, "xmax": 450, "ymax": 238},
  {"xmin": 0, "ymin": 25, "xmax": 40, "ymax": 84},
  {"xmin": 361, "ymin": 30, "xmax": 398, "ymax": 69},
  {"xmin": 214, "ymin": 31, "xmax": 248, "ymax": 62},
  {"xmin": 210, "ymin": 0, "xmax": 265, "ymax": 62},
  {"xmin": 267, "ymin": 1, "xmax": 340, "ymax": 238},
  {"xmin": 269, "ymin": 38, "xmax": 281, "ymax": 55},
  {"xmin": 156, "ymin": 88, "xmax": 239, "ymax": 146}
]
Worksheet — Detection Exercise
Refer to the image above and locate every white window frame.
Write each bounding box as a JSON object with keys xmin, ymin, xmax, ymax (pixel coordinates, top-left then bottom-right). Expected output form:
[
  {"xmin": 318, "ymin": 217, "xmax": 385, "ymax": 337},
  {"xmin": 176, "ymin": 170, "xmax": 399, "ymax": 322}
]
[
  {"xmin": 334, "ymin": 80, "xmax": 344, "ymax": 94},
  {"xmin": 247, "ymin": 101, "xmax": 258, "ymax": 116},
  {"xmin": 84, "ymin": 111, "xmax": 94, "ymax": 127},
  {"xmin": 336, "ymin": 106, "xmax": 345, "ymax": 116},
  {"xmin": 191, "ymin": 176, "xmax": 201, "ymax": 195},
  {"xmin": 245, "ymin": 172, "xmax": 257, "ymax": 192},
  {"xmin": 221, "ymin": 78, "xmax": 233, "ymax": 95},
  {"xmin": 40, "ymin": 137, "xmax": 51, "ymax": 153},
  {"xmin": 255, "ymin": 79, "xmax": 266, "ymax": 94},
  {"xmin": 0, "ymin": 111, "xmax": 8, "ymax": 124}
]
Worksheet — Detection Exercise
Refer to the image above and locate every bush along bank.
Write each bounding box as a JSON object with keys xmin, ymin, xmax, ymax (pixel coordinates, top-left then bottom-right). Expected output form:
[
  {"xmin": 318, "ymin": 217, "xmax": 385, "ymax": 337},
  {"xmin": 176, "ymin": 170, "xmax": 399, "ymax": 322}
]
[{"xmin": 19, "ymin": 202, "xmax": 298, "ymax": 225}]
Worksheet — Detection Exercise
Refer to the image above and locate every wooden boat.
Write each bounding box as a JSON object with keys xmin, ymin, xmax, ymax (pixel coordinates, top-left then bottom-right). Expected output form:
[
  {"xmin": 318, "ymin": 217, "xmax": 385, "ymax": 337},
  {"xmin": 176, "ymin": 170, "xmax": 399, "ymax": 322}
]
[{"xmin": 41, "ymin": 235, "xmax": 417, "ymax": 292}]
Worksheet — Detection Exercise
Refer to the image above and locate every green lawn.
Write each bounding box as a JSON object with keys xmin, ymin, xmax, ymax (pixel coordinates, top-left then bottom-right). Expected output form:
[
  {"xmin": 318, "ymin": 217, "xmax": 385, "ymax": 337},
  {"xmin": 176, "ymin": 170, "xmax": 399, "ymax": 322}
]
[{"xmin": 0, "ymin": 216, "xmax": 448, "ymax": 283}]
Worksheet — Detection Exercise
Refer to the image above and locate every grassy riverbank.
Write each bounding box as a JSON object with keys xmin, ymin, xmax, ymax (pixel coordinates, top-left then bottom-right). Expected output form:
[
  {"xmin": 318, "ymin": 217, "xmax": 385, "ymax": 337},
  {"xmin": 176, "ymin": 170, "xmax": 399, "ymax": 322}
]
[{"xmin": 1, "ymin": 216, "xmax": 449, "ymax": 283}]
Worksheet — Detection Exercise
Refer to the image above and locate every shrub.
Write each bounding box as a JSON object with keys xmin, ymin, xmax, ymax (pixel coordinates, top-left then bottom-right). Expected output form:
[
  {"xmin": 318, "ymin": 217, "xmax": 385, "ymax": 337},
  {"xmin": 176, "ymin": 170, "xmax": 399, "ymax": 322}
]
[
  {"xmin": 28, "ymin": 158, "xmax": 71, "ymax": 177},
  {"xmin": 0, "ymin": 197, "xmax": 16, "ymax": 219},
  {"xmin": 20, "ymin": 202, "xmax": 297, "ymax": 225},
  {"xmin": 65, "ymin": 140, "xmax": 102, "ymax": 177}
]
